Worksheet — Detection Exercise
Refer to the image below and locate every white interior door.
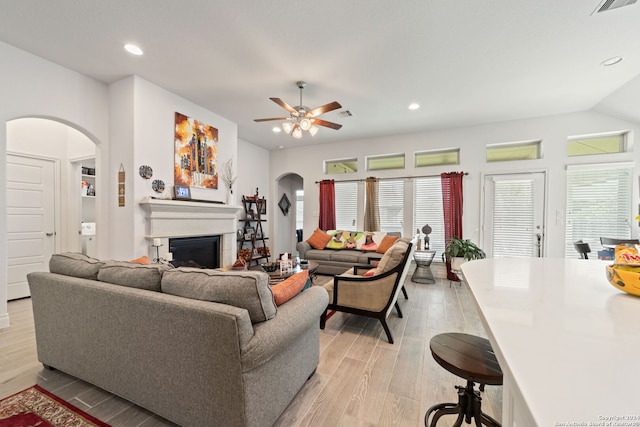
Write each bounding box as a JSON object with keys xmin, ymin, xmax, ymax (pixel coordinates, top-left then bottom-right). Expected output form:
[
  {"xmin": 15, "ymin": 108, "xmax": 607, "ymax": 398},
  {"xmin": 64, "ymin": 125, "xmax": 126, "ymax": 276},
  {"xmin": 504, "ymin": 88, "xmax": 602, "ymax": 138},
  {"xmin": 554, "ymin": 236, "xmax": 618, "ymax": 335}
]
[
  {"xmin": 6, "ymin": 154, "xmax": 56, "ymax": 300},
  {"xmin": 482, "ymin": 172, "xmax": 546, "ymax": 258}
]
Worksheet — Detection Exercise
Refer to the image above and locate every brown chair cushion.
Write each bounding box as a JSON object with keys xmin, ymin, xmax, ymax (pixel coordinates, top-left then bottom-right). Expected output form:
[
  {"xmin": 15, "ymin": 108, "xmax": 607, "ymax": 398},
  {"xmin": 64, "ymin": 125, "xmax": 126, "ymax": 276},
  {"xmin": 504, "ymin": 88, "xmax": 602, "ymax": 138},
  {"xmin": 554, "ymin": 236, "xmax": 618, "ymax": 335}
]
[{"xmin": 377, "ymin": 238, "xmax": 410, "ymax": 273}]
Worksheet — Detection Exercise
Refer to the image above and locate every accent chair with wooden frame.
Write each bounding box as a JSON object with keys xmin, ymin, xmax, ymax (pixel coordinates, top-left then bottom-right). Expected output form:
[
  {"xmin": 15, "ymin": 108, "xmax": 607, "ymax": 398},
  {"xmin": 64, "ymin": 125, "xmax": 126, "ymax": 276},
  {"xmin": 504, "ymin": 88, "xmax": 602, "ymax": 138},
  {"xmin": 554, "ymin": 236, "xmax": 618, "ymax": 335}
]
[{"xmin": 320, "ymin": 238, "xmax": 415, "ymax": 344}]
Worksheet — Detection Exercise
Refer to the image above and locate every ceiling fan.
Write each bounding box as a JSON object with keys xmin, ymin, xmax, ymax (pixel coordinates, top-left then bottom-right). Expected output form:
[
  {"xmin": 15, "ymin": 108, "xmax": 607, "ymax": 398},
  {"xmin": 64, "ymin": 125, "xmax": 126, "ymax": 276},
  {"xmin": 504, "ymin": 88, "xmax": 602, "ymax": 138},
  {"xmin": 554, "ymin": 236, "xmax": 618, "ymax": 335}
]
[{"xmin": 254, "ymin": 81, "xmax": 343, "ymax": 138}]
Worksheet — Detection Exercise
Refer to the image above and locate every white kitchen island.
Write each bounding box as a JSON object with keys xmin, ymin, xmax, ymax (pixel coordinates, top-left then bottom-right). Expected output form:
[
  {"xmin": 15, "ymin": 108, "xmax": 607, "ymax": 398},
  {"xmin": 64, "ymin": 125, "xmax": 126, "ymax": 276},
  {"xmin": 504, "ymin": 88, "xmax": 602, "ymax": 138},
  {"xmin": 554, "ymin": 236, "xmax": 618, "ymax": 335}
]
[{"xmin": 461, "ymin": 258, "xmax": 640, "ymax": 427}]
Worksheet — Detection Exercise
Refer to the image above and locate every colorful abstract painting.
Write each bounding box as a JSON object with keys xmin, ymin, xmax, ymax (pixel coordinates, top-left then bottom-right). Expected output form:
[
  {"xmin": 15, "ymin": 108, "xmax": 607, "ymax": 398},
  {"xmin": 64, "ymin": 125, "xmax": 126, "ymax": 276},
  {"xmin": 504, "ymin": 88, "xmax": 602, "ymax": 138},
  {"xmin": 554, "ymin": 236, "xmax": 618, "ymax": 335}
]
[{"xmin": 174, "ymin": 112, "xmax": 219, "ymax": 189}]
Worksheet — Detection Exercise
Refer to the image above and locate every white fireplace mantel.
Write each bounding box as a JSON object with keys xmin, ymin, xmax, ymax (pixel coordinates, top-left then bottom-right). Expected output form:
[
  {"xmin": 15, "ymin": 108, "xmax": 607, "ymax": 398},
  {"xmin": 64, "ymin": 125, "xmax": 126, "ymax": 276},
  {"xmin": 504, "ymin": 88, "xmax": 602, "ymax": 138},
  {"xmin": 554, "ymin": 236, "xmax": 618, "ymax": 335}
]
[{"xmin": 139, "ymin": 197, "xmax": 242, "ymax": 267}]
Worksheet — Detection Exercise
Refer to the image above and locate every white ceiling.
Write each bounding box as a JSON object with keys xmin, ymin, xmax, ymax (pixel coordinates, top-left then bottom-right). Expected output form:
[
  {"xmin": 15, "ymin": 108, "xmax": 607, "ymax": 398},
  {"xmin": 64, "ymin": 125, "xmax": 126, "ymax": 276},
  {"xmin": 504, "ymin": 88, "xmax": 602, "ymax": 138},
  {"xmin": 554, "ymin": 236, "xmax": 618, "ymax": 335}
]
[{"xmin": 2, "ymin": 0, "xmax": 640, "ymax": 151}]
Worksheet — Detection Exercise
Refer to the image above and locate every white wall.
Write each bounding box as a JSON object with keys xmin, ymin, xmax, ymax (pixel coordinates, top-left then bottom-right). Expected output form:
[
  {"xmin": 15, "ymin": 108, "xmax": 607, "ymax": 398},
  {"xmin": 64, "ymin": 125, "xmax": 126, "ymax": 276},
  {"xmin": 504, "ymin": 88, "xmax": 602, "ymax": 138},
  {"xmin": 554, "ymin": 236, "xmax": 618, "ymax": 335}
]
[
  {"xmin": 237, "ymin": 138, "xmax": 271, "ymax": 254},
  {"xmin": 0, "ymin": 41, "xmax": 109, "ymax": 329},
  {"xmin": 108, "ymin": 76, "xmax": 240, "ymax": 261},
  {"xmin": 271, "ymin": 110, "xmax": 640, "ymax": 259}
]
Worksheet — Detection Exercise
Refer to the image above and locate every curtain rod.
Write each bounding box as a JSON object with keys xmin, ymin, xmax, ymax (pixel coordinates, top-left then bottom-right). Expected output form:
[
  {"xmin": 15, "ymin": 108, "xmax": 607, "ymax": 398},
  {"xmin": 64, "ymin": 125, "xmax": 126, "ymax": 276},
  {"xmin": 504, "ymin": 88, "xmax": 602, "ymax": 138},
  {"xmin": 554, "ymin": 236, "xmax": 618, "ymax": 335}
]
[{"xmin": 315, "ymin": 172, "xmax": 468, "ymax": 184}]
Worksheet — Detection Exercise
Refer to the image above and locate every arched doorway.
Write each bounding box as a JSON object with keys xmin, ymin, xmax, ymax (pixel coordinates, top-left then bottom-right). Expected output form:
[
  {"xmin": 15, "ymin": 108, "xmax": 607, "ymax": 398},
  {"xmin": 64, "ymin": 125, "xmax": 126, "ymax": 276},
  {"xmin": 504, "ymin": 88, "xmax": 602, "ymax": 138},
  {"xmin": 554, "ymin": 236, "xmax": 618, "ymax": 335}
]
[
  {"xmin": 274, "ymin": 172, "xmax": 303, "ymax": 259},
  {"xmin": 6, "ymin": 118, "xmax": 97, "ymax": 299}
]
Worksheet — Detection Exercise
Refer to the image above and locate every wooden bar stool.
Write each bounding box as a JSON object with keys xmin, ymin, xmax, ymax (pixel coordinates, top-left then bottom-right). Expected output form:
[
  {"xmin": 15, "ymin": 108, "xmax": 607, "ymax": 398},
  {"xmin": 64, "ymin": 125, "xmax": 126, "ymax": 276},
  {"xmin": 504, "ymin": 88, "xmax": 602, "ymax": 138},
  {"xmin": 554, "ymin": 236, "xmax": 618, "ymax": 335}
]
[{"xmin": 425, "ymin": 333, "xmax": 503, "ymax": 427}]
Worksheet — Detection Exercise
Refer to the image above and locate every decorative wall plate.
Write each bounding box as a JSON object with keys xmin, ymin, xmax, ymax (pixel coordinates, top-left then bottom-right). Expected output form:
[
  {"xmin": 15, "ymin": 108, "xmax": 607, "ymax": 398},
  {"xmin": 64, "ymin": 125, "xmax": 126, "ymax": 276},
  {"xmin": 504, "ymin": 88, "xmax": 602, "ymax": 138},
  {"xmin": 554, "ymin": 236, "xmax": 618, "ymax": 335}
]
[
  {"xmin": 152, "ymin": 179, "xmax": 165, "ymax": 193},
  {"xmin": 139, "ymin": 165, "xmax": 153, "ymax": 179}
]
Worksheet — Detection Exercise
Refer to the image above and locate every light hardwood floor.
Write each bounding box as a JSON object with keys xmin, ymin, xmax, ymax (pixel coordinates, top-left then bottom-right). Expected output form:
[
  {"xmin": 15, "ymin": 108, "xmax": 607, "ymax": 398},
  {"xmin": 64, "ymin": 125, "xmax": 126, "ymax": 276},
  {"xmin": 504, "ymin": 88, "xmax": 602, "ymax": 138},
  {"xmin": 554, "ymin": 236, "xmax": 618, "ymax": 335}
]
[{"xmin": 0, "ymin": 269, "xmax": 502, "ymax": 427}]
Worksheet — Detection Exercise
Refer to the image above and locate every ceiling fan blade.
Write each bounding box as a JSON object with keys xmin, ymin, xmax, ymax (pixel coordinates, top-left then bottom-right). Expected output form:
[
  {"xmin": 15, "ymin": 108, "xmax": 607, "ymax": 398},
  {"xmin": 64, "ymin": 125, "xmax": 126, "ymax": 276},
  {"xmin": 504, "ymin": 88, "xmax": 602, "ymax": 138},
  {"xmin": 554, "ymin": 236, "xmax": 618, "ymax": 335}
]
[
  {"xmin": 311, "ymin": 118, "xmax": 342, "ymax": 130},
  {"xmin": 308, "ymin": 101, "xmax": 342, "ymax": 117},
  {"xmin": 270, "ymin": 97, "xmax": 297, "ymax": 114},
  {"xmin": 254, "ymin": 117, "xmax": 288, "ymax": 122}
]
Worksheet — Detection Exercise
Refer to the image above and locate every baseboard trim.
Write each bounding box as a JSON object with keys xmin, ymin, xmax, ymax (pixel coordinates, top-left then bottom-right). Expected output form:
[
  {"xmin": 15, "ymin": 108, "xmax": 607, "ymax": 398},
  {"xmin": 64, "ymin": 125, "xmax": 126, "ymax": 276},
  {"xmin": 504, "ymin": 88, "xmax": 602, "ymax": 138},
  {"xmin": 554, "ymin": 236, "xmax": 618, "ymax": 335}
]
[{"xmin": 0, "ymin": 312, "xmax": 10, "ymax": 329}]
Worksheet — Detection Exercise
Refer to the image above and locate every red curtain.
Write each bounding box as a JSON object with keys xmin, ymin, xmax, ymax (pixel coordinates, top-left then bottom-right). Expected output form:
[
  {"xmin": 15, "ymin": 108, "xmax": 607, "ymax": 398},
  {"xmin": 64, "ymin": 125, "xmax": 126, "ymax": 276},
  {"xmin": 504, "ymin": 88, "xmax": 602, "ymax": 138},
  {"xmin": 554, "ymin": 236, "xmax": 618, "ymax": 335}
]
[
  {"xmin": 441, "ymin": 172, "xmax": 465, "ymax": 281},
  {"xmin": 319, "ymin": 179, "xmax": 336, "ymax": 231}
]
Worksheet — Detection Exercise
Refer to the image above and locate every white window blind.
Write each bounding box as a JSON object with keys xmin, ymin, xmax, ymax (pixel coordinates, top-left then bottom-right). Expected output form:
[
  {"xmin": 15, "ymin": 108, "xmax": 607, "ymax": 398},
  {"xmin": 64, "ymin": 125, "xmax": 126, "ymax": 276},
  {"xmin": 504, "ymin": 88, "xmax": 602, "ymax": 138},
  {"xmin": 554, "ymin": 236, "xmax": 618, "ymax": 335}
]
[
  {"xmin": 335, "ymin": 181, "xmax": 358, "ymax": 230},
  {"xmin": 378, "ymin": 179, "xmax": 404, "ymax": 233},
  {"xmin": 492, "ymin": 179, "xmax": 535, "ymax": 257},
  {"xmin": 565, "ymin": 164, "xmax": 633, "ymax": 256},
  {"xmin": 413, "ymin": 177, "xmax": 445, "ymax": 256}
]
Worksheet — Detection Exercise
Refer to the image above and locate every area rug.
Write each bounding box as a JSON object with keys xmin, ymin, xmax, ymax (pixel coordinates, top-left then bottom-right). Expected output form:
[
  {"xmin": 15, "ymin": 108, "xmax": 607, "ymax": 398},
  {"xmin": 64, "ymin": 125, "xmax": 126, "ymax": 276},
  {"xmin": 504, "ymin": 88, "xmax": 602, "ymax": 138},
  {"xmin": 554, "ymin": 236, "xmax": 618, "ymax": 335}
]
[{"xmin": 0, "ymin": 384, "xmax": 110, "ymax": 427}]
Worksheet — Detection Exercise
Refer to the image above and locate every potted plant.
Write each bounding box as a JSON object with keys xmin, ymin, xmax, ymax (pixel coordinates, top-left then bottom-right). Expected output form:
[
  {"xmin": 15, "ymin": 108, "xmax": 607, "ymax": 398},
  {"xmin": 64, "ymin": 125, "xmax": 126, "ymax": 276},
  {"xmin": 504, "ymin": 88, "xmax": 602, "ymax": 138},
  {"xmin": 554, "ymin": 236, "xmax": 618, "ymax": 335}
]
[{"xmin": 442, "ymin": 237, "xmax": 486, "ymax": 271}]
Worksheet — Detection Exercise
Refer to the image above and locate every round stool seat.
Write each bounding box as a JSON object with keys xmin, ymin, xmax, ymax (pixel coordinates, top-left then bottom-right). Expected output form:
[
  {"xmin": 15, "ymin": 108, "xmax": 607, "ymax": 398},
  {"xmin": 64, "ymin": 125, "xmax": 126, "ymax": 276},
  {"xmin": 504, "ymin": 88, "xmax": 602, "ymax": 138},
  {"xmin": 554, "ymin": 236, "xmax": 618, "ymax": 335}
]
[
  {"xmin": 430, "ymin": 332, "xmax": 502, "ymax": 385},
  {"xmin": 424, "ymin": 333, "xmax": 503, "ymax": 426}
]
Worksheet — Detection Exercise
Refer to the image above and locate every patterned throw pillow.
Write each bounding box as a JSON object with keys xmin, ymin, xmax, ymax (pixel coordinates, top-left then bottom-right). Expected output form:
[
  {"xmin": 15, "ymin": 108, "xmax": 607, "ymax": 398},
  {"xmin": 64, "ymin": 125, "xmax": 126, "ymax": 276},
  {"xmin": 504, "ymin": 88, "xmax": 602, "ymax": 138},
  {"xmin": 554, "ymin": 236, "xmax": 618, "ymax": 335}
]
[
  {"xmin": 326, "ymin": 230, "xmax": 347, "ymax": 249},
  {"xmin": 307, "ymin": 228, "xmax": 332, "ymax": 250},
  {"xmin": 359, "ymin": 232, "xmax": 378, "ymax": 251}
]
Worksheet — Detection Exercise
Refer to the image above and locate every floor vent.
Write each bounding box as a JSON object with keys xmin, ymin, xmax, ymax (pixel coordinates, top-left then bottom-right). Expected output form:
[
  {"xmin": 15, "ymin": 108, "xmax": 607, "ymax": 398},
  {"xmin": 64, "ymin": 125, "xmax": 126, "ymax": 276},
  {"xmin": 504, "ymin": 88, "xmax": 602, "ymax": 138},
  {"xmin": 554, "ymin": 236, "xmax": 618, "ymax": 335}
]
[{"xmin": 593, "ymin": 0, "xmax": 637, "ymax": 13}]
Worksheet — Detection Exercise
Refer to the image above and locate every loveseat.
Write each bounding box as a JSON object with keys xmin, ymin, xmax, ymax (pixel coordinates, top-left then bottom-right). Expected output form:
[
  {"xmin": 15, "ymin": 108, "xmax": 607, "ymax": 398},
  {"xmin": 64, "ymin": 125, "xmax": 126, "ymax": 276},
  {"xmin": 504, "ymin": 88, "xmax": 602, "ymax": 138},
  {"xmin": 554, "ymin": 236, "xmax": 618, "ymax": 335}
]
[
  {"xmin": 296, "ymin": 229, "xmax": 402, "ymax": 275},
  {"xmin": 27, "ymin": 253, "xmax": 328, "ymax": 427}
]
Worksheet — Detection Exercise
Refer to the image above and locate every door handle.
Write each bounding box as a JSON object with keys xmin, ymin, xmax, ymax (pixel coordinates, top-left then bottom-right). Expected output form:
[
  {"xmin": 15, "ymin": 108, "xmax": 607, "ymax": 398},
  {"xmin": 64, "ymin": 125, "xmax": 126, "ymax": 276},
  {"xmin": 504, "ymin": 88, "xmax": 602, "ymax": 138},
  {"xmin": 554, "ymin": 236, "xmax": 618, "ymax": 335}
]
[{"xmin": 46, "ymin": 232, "xmax": 54, "ymax": 236}]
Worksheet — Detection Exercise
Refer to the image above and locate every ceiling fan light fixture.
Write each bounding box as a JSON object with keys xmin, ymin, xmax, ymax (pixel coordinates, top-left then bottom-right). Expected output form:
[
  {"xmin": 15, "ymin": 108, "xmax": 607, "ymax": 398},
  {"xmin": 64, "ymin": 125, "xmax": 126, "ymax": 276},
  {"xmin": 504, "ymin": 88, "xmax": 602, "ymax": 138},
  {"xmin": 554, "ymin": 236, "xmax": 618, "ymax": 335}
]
[
  {"xmin": 282, "ymin": 122, "xmax": 293, "ymax": 134},
  {"xmin": 292, "ymin": 125, "xmax": 303, "ymax": 139},
  {"xmin": 300, "ymin": 118, "xmax": 312, "ymax": 131},
  {"xmin": 309, "ymin": 125, "xmax": 319, "ymax": 136}
]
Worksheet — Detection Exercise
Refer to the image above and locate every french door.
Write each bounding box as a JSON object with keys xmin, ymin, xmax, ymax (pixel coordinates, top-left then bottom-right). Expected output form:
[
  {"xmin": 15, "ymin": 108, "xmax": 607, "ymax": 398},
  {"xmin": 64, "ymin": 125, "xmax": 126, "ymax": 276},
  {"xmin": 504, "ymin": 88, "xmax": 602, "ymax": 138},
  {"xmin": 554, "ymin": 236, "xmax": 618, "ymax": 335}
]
[{"xmin": 482, "ymin": 172, "xmax": 546, "ymax": 258}]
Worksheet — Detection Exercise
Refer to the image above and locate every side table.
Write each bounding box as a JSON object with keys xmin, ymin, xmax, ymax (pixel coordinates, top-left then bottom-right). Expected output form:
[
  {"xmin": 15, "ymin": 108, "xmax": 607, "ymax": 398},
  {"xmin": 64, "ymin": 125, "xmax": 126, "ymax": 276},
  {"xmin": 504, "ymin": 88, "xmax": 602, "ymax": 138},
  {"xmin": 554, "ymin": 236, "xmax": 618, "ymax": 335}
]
[{"xmin": 412, "ymin": 250, "xmax": 436, "ymax": 284}]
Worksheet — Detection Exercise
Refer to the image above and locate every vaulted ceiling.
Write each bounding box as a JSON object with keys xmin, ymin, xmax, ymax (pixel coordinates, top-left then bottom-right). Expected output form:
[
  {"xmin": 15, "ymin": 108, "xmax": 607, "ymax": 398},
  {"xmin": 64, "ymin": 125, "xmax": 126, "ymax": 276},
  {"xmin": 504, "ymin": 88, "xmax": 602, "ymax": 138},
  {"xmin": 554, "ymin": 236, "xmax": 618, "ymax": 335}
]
[{"xmin": 1, "ymin": 0, "xmax": 640, "ymax": 150}]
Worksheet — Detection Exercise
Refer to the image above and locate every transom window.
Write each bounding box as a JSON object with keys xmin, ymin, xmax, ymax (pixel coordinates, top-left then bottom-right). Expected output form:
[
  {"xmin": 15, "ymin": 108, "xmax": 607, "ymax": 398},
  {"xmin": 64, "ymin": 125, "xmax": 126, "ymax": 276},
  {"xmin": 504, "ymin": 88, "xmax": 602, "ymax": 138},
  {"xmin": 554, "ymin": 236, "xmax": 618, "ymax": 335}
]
[
  {"xmin": 325, "ymin": 158, "xmax": 358, "ymax": 174},
  {"xmin": 486, "ymin": 140, "xmax": 541, "ymax": 162},
  {"xmin": 415, "ymin": 148, "xmax": 460, "ymax": 167},
  {"xmin": 567, "ymin": 132, "xmax": 627, "ymax": 157},
  {"xmin": 366, "ymin": 153, "xmax": 405, "ymax": 171}
]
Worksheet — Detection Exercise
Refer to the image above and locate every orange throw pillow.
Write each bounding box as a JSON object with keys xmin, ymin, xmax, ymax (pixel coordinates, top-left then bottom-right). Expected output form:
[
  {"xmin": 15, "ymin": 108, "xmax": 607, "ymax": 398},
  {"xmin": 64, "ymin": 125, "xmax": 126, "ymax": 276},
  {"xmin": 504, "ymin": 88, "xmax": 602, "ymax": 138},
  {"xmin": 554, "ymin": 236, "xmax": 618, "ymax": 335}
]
[
  {"xmin": 130, "ymin": 256, "xmax": 150, "ymax": 265},
  {"xmin": 376, "ymin": 235, "xmax": 399, "ymax": 254},
  {"xmin": 307, "ymin": 228, "xmax": 332, "ymax": 250},
  {"xmin": 271, "ymin": 271, "xmax": 309, "ymax": 306}
]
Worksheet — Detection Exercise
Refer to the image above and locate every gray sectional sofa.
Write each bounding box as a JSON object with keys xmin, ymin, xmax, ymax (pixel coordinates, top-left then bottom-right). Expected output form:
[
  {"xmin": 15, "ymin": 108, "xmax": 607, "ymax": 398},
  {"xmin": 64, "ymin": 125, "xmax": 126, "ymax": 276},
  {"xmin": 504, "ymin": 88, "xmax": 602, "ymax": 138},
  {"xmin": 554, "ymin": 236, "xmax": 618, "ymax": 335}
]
[{"xmin": 27, "ymin": 253, "xmax": 328, "ymax": 427}]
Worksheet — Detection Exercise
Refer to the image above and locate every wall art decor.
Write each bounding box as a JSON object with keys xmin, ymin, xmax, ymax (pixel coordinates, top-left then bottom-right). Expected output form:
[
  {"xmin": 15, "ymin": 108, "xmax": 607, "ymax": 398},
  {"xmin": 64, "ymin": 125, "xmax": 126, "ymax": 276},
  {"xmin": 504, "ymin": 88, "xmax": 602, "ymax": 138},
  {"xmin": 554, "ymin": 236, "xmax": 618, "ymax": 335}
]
[
  {"xmin": 174, "ymin": 112, "xmax": 219, "ymax": 189},
  {"xmin": 118, "ymin": 164, "xmax": 125, "ymax": 207},
  {"xmin": 279, "ymin": 193, "xmax": 291, "ymax": 216},
  {"xmin": 152, "ymin": 179, "xmax": 165, "ymax": 193},
  {"xmin": 139, "ymin": 165, "xmax": 153, "ymax": 179}
]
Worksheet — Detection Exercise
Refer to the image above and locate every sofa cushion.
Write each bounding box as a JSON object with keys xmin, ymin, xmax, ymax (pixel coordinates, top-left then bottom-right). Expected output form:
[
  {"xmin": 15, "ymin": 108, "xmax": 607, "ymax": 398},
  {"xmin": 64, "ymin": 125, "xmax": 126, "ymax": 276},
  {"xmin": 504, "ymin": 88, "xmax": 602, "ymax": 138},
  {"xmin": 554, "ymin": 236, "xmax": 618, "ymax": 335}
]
[
  {"xmin": 307, "ymin": 228, "xmax": 332, "ymax": 250},
  {"xmin": 376, "ymin": 235, "xmax": 399, "ymax": 254},
  {"xmin": 161, "ymin": 268, "xmax": 277, "ymax": 323},
  {"xmin": 97, "ymin": 261, "xmax": 172, "ymax": 291},
  {"xmin": 377, "ymin": 238, "xmax": 410, "ymax": 273},
  {"xmin": 271, "ymin": 270, "xmax": 308, "ymax": 306},
  {"xmin": 49, "ymin": 252, "xmax": 104, "ymax": 280}
]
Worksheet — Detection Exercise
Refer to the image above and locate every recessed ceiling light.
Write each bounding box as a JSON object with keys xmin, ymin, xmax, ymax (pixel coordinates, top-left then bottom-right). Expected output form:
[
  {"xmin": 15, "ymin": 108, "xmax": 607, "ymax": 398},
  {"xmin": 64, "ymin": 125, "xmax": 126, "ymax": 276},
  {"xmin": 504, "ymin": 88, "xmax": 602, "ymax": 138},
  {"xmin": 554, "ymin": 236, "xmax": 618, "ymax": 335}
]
[
  {"xmin": 408, "ymin": 103, "xmax": 420, "ymax": 110},
  {"xmin": 601, "ymin": 56, "xmax": 623, "ymax": 66},
  {"xmin": 278, "ymin": 145, "xmax": 284, "ymax": 149},
  {"xmin": 124, "ymin": 44, "xmax": 144, "ymax": 56},
  {"xmin": 272, "ymin": 127, "xmax": 281, "ymax": 133}
]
